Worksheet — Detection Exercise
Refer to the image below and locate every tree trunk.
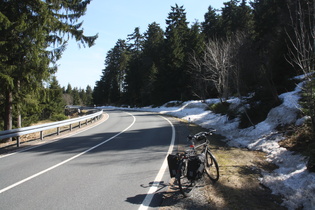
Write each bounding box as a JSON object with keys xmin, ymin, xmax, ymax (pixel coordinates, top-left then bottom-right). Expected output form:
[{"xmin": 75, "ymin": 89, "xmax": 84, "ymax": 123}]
[
  {"xmin": 17, "ymin": 110, "xmax": 21, "ymax": 128},
  {"xmin": 3, "ymin": 90, "xmax": 13, "ymax": 142},
  {"xmin": 16, "ymin": 80, "xmax": 21, "ymax": 128}
]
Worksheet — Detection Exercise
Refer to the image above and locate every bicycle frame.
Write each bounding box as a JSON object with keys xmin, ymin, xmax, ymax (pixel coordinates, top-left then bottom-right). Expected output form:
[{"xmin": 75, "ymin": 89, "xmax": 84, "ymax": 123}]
[
  {"xmin": 186, "ymin": 131, "xmax": 219, "ymax": 182},
  {"xmin": 168, "ymin": 129, "xmax": 219, "ymax": 197},
  {"xmin": 188, "ymin": 138, "xmax": 209, "ymax": 154}
]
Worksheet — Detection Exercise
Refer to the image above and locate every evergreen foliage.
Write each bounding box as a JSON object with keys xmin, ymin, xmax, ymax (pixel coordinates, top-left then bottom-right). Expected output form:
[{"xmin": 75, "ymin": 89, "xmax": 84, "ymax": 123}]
[
  {"xmin": 164, "ymin": 4, "xmax": 191, "ymax": 102},
  {"xmin": 93, "ymin": 39, "xmax": 128, "ymax": 105},
  {"xmin": 0, "ymin": 0, "xmax": 97, "ymax": 137},
  {"xmin": 62, "ymin": 84, "xmax": 93, "ymax": 107},
  {"xmin": 93, "ymin": 1, "xmax": 311, "ymax": 129},
  {"xmin": 202, "ymin": 6, "xmax": 222, "ymax": 39},
  {"xmin": 93, "ymin": 1, "xmax": 297, "ymax": 106},
  {"xmin": 1, "ymin": 0, "xmax": 314, "ymax": 135},
  {"xmin": 41, "ymin": 76, "xmax": 65, "ymax": 121},
  {"xmin": 142, "ymin": 22, "xmax": 165, "ymax": 105}
]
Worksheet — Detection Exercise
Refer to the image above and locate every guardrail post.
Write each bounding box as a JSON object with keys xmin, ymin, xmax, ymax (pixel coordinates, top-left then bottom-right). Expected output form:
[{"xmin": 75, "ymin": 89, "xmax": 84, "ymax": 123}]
[{"xmin": 0, "ymin": 110, "xmax": 103, "ymax": 148}]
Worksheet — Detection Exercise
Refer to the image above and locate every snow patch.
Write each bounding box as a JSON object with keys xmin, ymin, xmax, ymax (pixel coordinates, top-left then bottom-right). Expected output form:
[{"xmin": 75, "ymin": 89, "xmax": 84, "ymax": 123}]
[{"xmin": 100, "ymin": 82, "xmax": 315, "ymax": 209}]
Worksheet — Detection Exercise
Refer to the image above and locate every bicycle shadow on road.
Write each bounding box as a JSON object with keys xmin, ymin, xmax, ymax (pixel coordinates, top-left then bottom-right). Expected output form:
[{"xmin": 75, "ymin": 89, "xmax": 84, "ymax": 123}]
[{"xmin": 125, "ymin": 181, "xmax": 169, "ymax": 207}]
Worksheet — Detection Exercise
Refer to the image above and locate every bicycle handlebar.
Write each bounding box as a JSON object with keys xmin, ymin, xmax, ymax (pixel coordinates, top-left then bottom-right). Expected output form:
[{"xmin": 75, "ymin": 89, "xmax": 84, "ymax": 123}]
[{"xmin": 187, "ymin": 129, "xmax": 216, "ymax": 141}]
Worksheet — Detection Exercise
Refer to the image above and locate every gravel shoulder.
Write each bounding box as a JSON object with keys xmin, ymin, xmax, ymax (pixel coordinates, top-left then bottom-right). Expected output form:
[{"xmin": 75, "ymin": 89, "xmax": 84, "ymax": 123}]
[{"xmin": 159, "ymin": 119, "xmax": 286, "ymax": 209}]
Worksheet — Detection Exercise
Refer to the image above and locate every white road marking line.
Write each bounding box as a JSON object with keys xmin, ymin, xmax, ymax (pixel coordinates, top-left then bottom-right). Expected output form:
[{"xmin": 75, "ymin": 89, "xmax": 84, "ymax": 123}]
[
  {"xmin": 138, "ymin": 115, "xmax": 175, "ymax": 210},
  {"xmin": 0, "ymin": 112, "xmax": 136, "ymax": 194}
]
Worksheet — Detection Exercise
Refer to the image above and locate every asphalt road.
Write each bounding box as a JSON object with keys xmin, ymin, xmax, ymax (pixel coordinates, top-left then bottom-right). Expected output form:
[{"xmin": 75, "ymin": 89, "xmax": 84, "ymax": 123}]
[{"xmin": 0, "ymin": 110, "xmax": 179, "ymax": 210}]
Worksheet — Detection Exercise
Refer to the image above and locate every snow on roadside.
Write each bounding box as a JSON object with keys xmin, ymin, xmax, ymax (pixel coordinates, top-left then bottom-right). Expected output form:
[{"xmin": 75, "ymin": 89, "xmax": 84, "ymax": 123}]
[
  {"xmin": 102, "ymin": 81, "xmax": 315, "ymax": 209},
  {"xmin": 102, "ymin": 80, "xmax": 315, "ymax": 209}
]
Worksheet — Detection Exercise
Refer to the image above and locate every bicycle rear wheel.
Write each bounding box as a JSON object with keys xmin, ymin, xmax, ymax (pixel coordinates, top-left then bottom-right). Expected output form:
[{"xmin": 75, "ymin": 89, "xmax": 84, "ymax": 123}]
[
  {"xmin": 177, "ymin": 161, "xmax": 195, "ymax": 197},
  {"xmin": 205, "ymin": 149, "xmax": 219, "ymax": 182}
]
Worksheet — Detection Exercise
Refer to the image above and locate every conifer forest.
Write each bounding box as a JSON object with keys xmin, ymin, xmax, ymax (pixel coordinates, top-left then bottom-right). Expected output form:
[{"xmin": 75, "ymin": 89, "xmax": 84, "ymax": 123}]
[
  {"xmin": 1, "ymin": 0, "xmax": 315, "ymax": 136},
  {"xmin": 93, "ymin": 0, "xmax": 303, "ymax": 108}
]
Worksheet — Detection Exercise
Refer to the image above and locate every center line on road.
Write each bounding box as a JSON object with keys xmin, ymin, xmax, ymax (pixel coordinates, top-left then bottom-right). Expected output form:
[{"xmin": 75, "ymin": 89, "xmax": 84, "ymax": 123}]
[{"xmin": 0, "ymin": 112, "xmax": 136, "ymax": 194}]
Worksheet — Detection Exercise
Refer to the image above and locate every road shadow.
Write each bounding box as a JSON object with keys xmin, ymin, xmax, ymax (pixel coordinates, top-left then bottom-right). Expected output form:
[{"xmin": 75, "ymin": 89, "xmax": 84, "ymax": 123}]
[{"xmin": 125, "ymin": 181, "xmax": 169, "ymax": 207}]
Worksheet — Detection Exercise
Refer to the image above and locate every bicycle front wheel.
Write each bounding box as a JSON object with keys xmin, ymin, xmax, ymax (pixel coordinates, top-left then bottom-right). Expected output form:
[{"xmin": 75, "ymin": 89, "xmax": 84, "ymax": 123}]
[{"xmin": 205, "ymin": 149, "xmax": 219, "ymax": 182}]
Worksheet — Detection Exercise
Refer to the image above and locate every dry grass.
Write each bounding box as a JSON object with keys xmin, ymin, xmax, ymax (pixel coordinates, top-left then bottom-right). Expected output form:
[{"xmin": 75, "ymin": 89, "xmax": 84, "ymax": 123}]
[
  {"xmin": 279, "ymin": 123, "xmax": 315, "ymax": 172},
  {"xmin": 160, "ymin": 120, "xmax": 285, "ymax": 209}
]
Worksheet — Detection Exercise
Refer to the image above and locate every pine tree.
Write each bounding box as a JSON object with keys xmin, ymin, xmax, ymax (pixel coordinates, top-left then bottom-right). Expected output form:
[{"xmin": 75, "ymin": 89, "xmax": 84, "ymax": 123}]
[
  {"xmin": 238, "ymin": 0, "xmax": 255, "ymax": 36},
  {"xmin": 142, "ymin": 22, "xmax": 165, "ymax": 105},
  {"xmin": 85, "ymin": 85, "xmax": 93, "ymax": 106},
  {"xmin": 79, "ymin": 88, "xmax": 87, "ymax": 106},
  {"xmin": 221, "ymin": 0, "xmax": 254, "ymax": 37},
  {"xmin": 43, "ymin": 76, "xmax": 65, "ymax": 120},
  {"xmin": 72, "ymin": 88, "xmax": 81, "ymax": 105},
  {"xmin": 251, "ymin": 0, "xmax": 294, "ymax": 102},
  {"xmin": 93, "ymin": 39, "xmax": 128, "ymax": 105},
  {"xmin": 187, "ymin": 22, "xmax": 209, "ymax": 100},
  {"xmin": 188, "ymin": 22, "xmax": 205, "ymax": 60},
  {"xmin": 125, "ymin": 27, "xmax": 145, "ymax": 105},
  {"xmin": 0, "ymin": 1, "xmax": 50, "ymax": 132},
  {"xmin": 0, "ymin": 0, "xmax": 97, "ymax": 138},
  {"xmin": 202, "ymin": 6, "xmax": 222, "ymax": 40},
  {"xmin": 93, "ymin": 80, "xmax": 107, "ymax": 106},
  {"xmin": 163, "ymin": 4, "xmax": 190, "ymax": 102},
  {"xmin": 66, "ymin": 84, "xmax": 73, "ymax": 95}
]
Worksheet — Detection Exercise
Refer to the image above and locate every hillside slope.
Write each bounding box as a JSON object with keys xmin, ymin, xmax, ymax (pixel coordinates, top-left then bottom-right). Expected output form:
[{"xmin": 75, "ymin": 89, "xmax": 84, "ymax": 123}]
[{"xmin": 114, "ymin": 79, "xmax": 315, "ymax": 209}]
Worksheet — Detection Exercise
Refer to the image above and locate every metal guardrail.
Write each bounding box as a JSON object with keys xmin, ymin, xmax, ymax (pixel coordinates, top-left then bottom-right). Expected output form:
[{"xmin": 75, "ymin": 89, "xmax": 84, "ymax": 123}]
[{"xmin": 0, "ymin": 110, "xmax": 103, "ymax": 148}]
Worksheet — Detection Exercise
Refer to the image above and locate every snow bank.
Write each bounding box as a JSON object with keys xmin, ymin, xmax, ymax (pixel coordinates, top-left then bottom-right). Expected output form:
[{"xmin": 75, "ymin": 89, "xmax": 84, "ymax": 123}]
[{"xmin": 100, "ymin": 82, "xmax": 315, "ymax": 209}]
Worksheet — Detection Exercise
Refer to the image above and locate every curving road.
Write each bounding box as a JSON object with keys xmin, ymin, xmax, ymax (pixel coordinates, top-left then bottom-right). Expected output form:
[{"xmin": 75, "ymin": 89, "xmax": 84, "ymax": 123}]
[{"xmin": 0, "ymin": 110, "xmax": 183, "ymax": 210}]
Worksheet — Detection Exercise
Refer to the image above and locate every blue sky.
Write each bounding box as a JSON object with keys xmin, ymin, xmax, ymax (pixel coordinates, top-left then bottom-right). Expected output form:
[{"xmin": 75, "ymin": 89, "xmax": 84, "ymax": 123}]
[{"xmin": 55, "ymin": 0, "xmax": 226, "ymax": 89}]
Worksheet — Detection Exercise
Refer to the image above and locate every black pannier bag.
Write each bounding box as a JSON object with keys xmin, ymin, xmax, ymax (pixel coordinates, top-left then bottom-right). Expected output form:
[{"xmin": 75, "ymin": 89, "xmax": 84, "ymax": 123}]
[
  {"xmin": 167, "ymin": 154, "xmax": 179, "ymax": 178},
  {"xmin": 187, "ymin": 154, "xmax": 205, "ymax": 180}
]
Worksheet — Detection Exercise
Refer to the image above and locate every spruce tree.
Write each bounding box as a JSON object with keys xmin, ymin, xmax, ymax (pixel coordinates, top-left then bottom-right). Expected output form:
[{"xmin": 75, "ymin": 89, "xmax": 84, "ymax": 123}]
[
  {"xmin": 142, "ymin": 22, "xmax": 165, "ymax": 105},
  {"xmin": 125, "ymin": 27, "xmax": 145, "ymax": 105},
  {"xmin": 93, "ymin": 80, "xmax": 107, "ymax": 106},
  {"xmin": 43, "ymin": 76, "xmax": 65, "ymax": 120},
  {"xmin": 164, "ymin": 4, "xmax": 190, "ymax": 102},
  {"xmin": 202, "ymin": 6, "xmax": 222, "ymax": 40},
  {"xmin": 188, "ymin": 22, "xmax": 210, "ymax": 100},
  {"xmin": 85, "ymin": 85, "xmax": 93, "ymax": 106},
  {"xmin": 66, "ymin": 84, "xmax": 73, "ymax": 95},
  {"xmin": 94, "ymin": 39, "xmax": 128, "ymax": 105},
  {"xmin": 72, "ymin": 88, "xmax": 81, "ymax": 105},
  {"xmin": 251, "ymin": 0, "xmax": 294, "ymax": 101},
  {"xmin": 221, "ymin": 0, "xmax": 254, "ymax": 37},
  {"xmin": 0, "ymin": 0, "xmax": 97, "ymax": 137}
]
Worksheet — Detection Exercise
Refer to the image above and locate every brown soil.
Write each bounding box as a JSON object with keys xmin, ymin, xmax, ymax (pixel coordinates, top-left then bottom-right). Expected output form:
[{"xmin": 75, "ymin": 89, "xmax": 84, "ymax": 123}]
[{"xmin": 159, "ymin": 120, "xmax": 286, "ymax": 210}]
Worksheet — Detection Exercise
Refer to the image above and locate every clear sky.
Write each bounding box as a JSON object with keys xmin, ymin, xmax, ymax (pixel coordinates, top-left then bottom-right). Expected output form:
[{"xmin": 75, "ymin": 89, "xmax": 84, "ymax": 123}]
[{"xmin": 55, "ymin": 0, "xmax": 226, "ymax": 89}]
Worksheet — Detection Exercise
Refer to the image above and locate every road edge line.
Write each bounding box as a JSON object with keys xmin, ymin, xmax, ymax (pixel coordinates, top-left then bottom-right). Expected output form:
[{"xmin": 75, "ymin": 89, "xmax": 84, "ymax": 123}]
[{"xmin": 138, "ymin": 115, "xmax": 175, "ymax": 210}]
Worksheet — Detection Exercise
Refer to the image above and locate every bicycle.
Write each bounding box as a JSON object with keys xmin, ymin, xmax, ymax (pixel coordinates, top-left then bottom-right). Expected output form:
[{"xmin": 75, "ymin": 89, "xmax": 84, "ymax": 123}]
[{"xmin": 167, "ymin": 129, "xmax": 219, "ymax": 197}]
